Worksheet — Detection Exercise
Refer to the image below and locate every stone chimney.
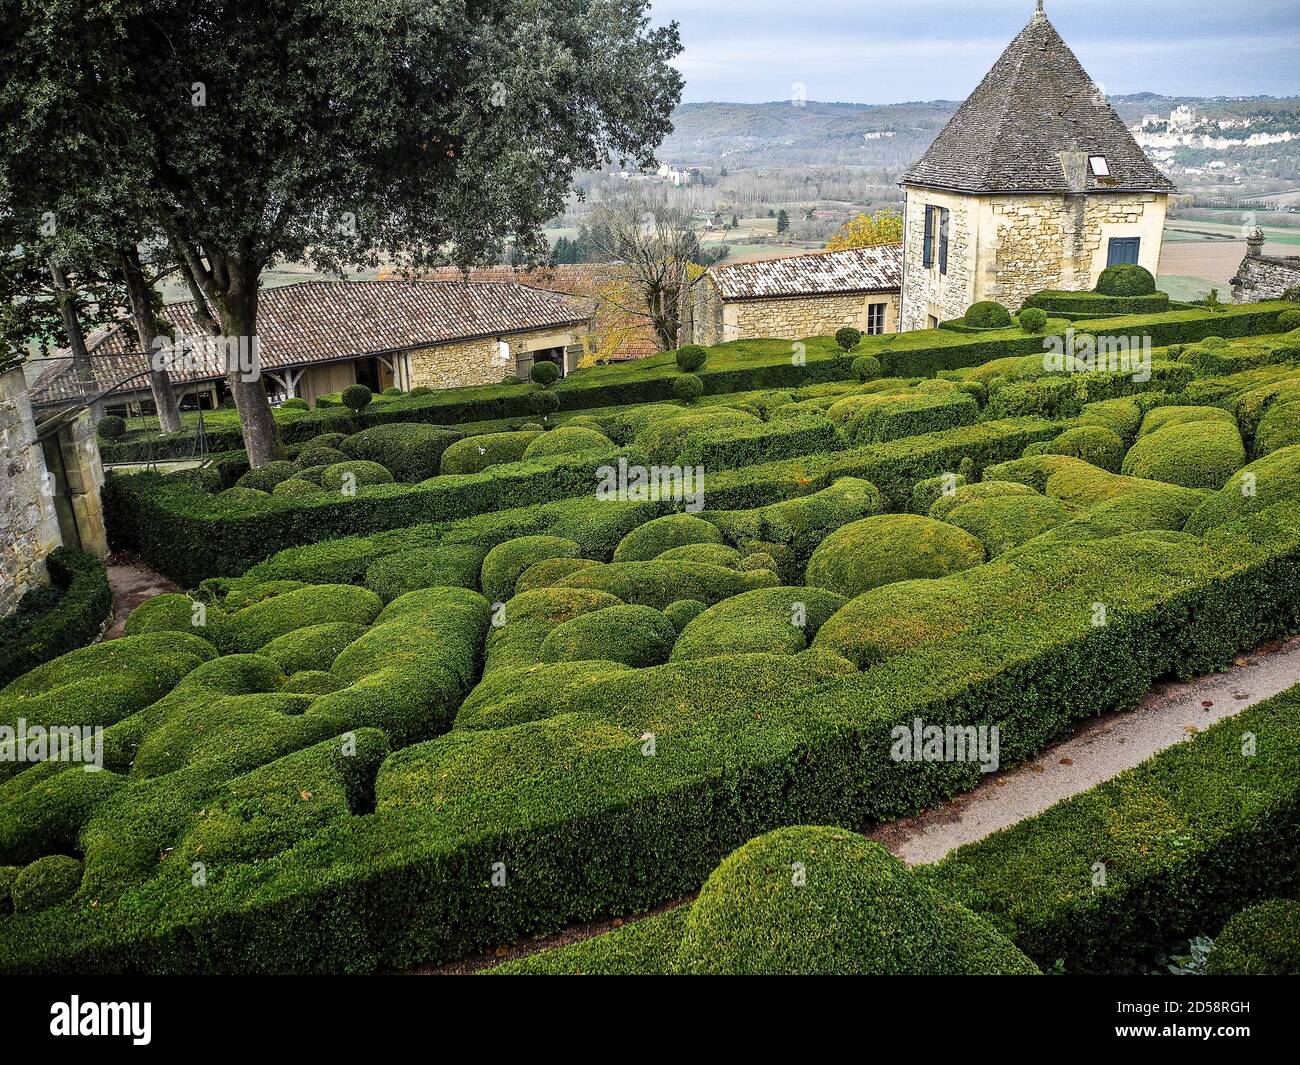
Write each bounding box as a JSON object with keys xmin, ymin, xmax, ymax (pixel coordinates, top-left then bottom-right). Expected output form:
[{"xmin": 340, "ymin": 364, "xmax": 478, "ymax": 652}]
[{"xmin": 1246, "ymin": 227, "xmax": 1265, "ymax": 259}]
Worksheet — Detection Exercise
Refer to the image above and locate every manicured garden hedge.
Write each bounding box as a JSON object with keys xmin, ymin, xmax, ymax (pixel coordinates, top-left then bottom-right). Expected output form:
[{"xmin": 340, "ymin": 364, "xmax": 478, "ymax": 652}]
[
  {"xmin": 0, "ymin": 549, "xmax": 112, "ymax": 687},
  {"xmin": 5, "ymin": 491, "xmax": 1299, "ymax": 972},
  {"xmin": 926, "ymin": 684, "xmax": 1300, "ymax": 973}
]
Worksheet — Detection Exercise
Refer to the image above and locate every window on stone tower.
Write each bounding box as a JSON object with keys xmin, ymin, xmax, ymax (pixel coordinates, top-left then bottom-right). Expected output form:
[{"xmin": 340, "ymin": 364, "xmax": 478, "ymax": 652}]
[
  {"xmin": 923, "ymin": 207, "xmax": 935, "ymax": 267},
  {"xmin": 922, "ymin": 206, "xmax": 950, "ymax": 273},
  {"xmin": 866, "ymin": 303, "xmax": 886, "ymax": 335},
  {"xmin": 938, "ymin": 209, "xmax": 950, "ymax": 275}
]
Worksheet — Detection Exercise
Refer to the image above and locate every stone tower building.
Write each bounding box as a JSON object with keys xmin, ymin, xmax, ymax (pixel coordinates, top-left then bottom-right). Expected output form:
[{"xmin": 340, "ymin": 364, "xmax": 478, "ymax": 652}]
[{"xmin": 898, "ymin": 2, "xmax": 1175, "ymax": 330}]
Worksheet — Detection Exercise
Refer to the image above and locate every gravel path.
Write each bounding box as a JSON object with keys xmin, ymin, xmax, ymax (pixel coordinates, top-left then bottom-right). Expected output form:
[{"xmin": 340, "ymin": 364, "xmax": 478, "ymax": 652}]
[{"xmin": 869, "ymin": 636, "xmax": 1300, "ymax": 866}]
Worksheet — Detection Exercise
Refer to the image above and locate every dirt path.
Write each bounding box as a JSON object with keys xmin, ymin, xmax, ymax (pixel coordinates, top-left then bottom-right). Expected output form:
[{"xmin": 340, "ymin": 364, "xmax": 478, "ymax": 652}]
[
  {"xmin": 103, "ymin": 552, "xmax": 181, "ymax": 640},
  {"xmin": 869, "ymin": 636, "xmax": 1300, "ymax": 866}
]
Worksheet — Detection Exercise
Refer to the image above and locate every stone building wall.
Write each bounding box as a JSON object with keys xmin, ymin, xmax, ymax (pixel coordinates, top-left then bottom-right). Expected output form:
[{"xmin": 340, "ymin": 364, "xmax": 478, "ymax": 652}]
[
  {"xmin": 900, "ymin": 188, "xmax": 979, "ymax": 331},
  {"xmin": 407, "ymin": 337, "xmax": 515, "ymax": 390},
  {"xmin": 0, "ymin": 366, "xmax": 63, "ymax": 616},
  {"xmin": 725, "ymin": 292, "xmax": 899, "ymax": 342},
  {"xmin": 1231, "ymin": 250, "xmax": 1300, "ymax": 304},
  {"xmin": 687, "ymin": 277, "xmax": 725, "ymax": 347},
  {"xmin": 901, "ymin": 187, "xmax": 1167, "ymax": 330}
]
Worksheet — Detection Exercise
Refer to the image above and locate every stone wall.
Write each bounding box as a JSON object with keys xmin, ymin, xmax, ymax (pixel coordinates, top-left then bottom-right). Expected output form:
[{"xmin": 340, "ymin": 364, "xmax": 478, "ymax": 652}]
[
  {"xmin": 1231, "ymin": 252, "xmax": 1300, "ymax": 304},
  {"xmin": 716, "ymin": 291, "xmax": 899, "ymax": 344},
  {"xmin": 687, "ymin": 277, "xmax": 725, "ymax": 347},
  {"xmin": 0, "ymin": 366, "xmax": 63, "ymax": 616},
  {"xmin": 901, "ymin": 187, "xmax": 1168, "ymax": 330},
  {"xmin": 900, "ymin": 188, "xmax": 978, "ymax": 331},
  {"xmin": 406, "ymin": 327, "xmax": 583, "ymax": 389}
]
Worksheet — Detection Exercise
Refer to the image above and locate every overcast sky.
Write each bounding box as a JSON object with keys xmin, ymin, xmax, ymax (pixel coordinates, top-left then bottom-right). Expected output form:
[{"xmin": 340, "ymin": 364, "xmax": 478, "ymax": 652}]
[{"xmin": 650, "ymin": 0, "xmax": 1300, "ymax": 104}]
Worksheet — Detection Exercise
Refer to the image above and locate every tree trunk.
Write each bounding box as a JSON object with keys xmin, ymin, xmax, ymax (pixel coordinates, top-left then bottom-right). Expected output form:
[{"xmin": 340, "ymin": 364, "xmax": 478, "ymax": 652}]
[
  {"xmin": 119, "ymin": 248, "xmax": 182, "ymax": 434},
  {"xmin": 213, "ymin": 265, "xmax": 281, "ymax": 467},
  {"xmin": 47, "ymin": 260, "xmax": 95, "ymax": 394}
]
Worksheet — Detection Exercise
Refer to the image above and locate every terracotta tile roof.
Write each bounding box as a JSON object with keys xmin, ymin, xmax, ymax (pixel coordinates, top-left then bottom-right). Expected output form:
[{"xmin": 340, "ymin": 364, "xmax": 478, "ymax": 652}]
[
  {"xmin": 902, "ymin": 10, "xmax": 1175, "ymax": 195},
  {"xmin": 32, "ymin": 279, "xmax": 593, "ymax": 406},
  {"xmin": 709, "ymin": 244, "xmax": 903, "ymax": 301}
]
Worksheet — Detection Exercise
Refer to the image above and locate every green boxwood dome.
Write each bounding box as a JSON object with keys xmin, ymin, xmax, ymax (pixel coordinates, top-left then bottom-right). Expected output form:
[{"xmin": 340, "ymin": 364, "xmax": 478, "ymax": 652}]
[
  {"xmin": 673, "ymin": 827, "xmax": 1039, "ymax": 975},
  {"xmin": 339, "ymin": 423, "xmax": 463, "ymax": 482},
  {"xmin": 1184, "ymin": 444, "xmax": 1300, "ymax": 533},
  {"xmin": 1046, "ymin": 425, "xmax": 1127, "ymax": 473},
  {"xmin": 1121, "ymin": 421, "xmax": 1246, "ymax": 490},
  {"xmin": 540, "ymin": 604, "xmax": 677, "ymax": 667},
  {"xmin": 521, "ymin": 426, "xmax": 613, "ymax": 459},
  {"xmin": 943, "ymin": 494, "xmax": 1073, "ymax": 557},
  {"xmin": 236, "ymin": 460, "xmax": 299, "ymax": 492},
  {"xmin": 319, "ymin": 460, "xmax": 395, "ymax": 491},
  {"xmin": 480, "ymin": 536, "xmax": 582, "ymax": 604},
  {"xmin": 1138, "ymin": 405, "xmax": 1236, "ymax": 438},
  {"xmin": 514, "ymin": 556, "xmax": 602, "ymax": 594},
  {"xmin": 928, "ymin": 480, "xmax": 1038, "ymax": 523},
  {"xmin": 1205, "ymin": 899, "xmax": 1300, "ymax": 975},
  {"xmin": 806, "ymin": 514, "xmax": 986, "ymax": 598},
  {"xmin": 1096, "ymin": 263, "xmax": 1156, "ymax": 296},
  {"xmin": 612, "ymin": 513, "xmax": 724, "ymax": 563},
  {"xmin": 964, "ymin": 301, "xmax": 1012, "ymax": 329},
  {"xmin": 439, "ymin": 431, "xmax": 541, "ymax": 476}
]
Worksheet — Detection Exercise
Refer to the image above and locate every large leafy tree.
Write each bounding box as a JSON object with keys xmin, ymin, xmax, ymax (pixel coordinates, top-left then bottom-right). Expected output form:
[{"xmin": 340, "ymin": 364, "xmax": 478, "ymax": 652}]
[{"xmin": 1, "ymin": 0, "xmax": 683, "ymax": 464}]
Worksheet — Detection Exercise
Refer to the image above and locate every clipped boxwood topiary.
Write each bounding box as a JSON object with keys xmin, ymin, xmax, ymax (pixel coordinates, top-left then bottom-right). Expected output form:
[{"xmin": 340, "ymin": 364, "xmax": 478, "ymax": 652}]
[
  {"xmin": 673, "ymin": 373, "xmax": 704, "ymax": 403},
  {"xmin": 664, "ymin": 598, "xmax": 708, "ymax": 632},
  {"xmin": 341, "ymin": 383, "xmax": 373, "ymax": 413},
  {"xmin": 835, "ymin": 326, "xmax": 862, "ymax": 353},
  {"xmin": 852, "ymin": 355, "xmax": 882, "ymax": 382},
  {"xmin": 529, "ymin": 361, "xmax": 561, "ymax": 386},
  {"xmin": 514, "ymin": 556, "xmax": 602, "ymax": 594},
  {"xmin": 1205, "ymin": 899, "xmax": 1300, "ymax": 975},
  {"xmin": 1184, "ymin": 444, "xmax": 1300, "ymax": 533},
  {"xmin": 806, "ymin": 514, "xmax": 986, "ymax": 598},
  {"xmin": 272, "ymin": 477, "xmax": 326, "ymax": 498},
  {"xmin": 673, "ymin": 827, "xmax": 1039, "ymax": 975},
  {"xmin": 439, "ymin": 430, "xmax": 541, "ymax": 475},
  {"xmin": 1046, "ymin": 425, "xmax": 1127, "ymax": 473},
  {"xmin": 236, "ymin": 460, "xmax": 300, "ymax": 492},
  {"xmin": 364, "ymin": 544, "xmax": 487, "ymax": 602},
  {"xmin": 295, "ymin": 444, "xmax": 350, "ymax": 469},
  {"xmin": 1138, "ymin": 405, "xmax": 1236, "ymax": 438},
  {"xmin": 613, "ymin": 513, "xmax": 724, "ymax": 563},
  {"xmin": 480, "ymin": 535, "xmax": 582, "ymax": 604},
  {"xmin": 522, "ymin": 426, "xmax": 613, "ymax": 459},
  {"xmin": 964, "ymin": 301, "xmax": 1012, "ymax": 329},
  {"xmin": 527, "ymin": 389, "xmax": 561, "ymax": 417},
  {"xmin": 12, "ymin": 855, "xmax": 83, "ymax": 913},
  {"xmin": 97, "ymin": 414, "xmax": 127, "ymax": 440},
  {"xmin": 1017, "ymin": 306, "xmax": 1048, "ymax": 333},
  {"xmin": 339, "ymin": 423, "xmax": 463, "ymax": 482},
  {"xmin": 1096, "ymin": 263, "xmax": 1156, "ymax": 297},
  {"xmin": 1121, "ymin": 422, "xmax": 1246, "ymax": 490},
  {"xmin": 319, "ymin": 459, "xmax": 395, "ymax": 492},
  {"xmin": 540, "ymin": 604, "xmax": 677, "ymax": 667},
  {"xmin": 280, "ymin": 397, "xmax": 310, "ymax": 410},
  {"xmin": 674, "ymin": 344, "xmax": 706, "ymax": 373},
  {"xmin": 1277, "ymin": 309, "xmax": 1300, "ymax": 332}
]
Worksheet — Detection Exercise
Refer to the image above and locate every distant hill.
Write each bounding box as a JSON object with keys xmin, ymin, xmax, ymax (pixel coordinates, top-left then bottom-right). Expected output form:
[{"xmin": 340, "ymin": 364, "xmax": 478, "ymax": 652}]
[{"xmin": 660, "ymin": 96, "xmax": 1300, "ymax": 177}]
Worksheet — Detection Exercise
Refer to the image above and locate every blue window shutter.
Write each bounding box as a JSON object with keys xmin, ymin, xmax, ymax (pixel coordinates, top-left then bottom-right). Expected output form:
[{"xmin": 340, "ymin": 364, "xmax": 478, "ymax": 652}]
[
  {"xmin": 939, "ymin": 209, "xmax": 950, "ymax": 275},
  {"xmin": 922, "ymin": 207, "xmax": 934, "ymax": 268},
  {"xmin": 1107, "ymin": 237, "xmax": 1140, "ymax": 266}
]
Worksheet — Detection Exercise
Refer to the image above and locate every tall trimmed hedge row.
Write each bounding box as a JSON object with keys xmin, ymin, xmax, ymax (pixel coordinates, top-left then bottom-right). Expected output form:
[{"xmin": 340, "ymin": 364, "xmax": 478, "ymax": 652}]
[{"xmin": 0, "ymin": 550, "xmax": 112, "ymax": 687}]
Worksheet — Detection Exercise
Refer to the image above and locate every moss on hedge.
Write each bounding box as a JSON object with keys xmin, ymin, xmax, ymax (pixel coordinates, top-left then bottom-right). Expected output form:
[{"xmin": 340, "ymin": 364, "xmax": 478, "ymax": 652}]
[
  {"xmin": 674, "ymin": 827, "xmax": 1038, "ymax": 975},
  {"xmin": 806, "ymin": 514, "xmax": 986, "ymax": 598}
]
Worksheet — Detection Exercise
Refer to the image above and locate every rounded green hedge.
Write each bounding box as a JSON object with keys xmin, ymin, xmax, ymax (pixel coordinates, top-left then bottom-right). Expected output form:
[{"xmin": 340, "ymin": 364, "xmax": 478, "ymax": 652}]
[
  {"xmin": 341, "ymin": 383, "xmax": 373, "ymax": 412},
  {"xmin": 673, "ymin": 374, "xmax": 704, "ymax": 403},
  {"xmin": 852, "ymin": 355, "xmax": 882, "ymax": 382},
  {"xmin": 514, "ymin": 556, "xmax": 602, "ymax": 594},
  {"xmin": 1256, "ymin": 400, "xmax": 1300, "ymax": 456},
  {"xmin": 1018, "ymin": 307, "xmax": 1048, "ymax": 333},
  {"xmin": 319, "ymin": 460, "xmax": 395, "ymax": 491},
  {"xmin": 1046, "ymin": 425, "xmax": 1127, "ymax": 473},
  {"xmin": 540, "ymin": 604, "xmax": 677, "ymax": 667},
  {"xmin": 928, "ymin": 480, "xmax": 1038, "ymax": 523},
  {"xmin": 236, "ymin": 460, "xmax": 300, "ymax": 492},
  {"xmin": 674, "ymin": 827, "xmax": 1039, "ymax": 975},
  {"xmin": 1277, "ymin": 309, "xmax": 1300, "ymax": 332},
  {"xmin": 439, "ymin": 431, "xmax": 541, "ymax": 475},
  {"xmin": 1096, "ymin": 263, "xmax": 1156, "ymax": 297},
  {"xmin": 1138, "ymin": 405, "xmax": 1236, "ymax": 438},
  {"xmin": 340, "ymin": 423, "xmax": 463, "ymax": 482},
  {"xmin": 521, "ymin": 426, "xmax": 613, "ymax": 459},
  {"xmin": 670, "ymin": 586, "xmax": 847, "ymax": 662},
  {"xmin": 529, "ymin": 361, "xmax": 561, "ymax": 386},
  {"xmin": 527, "ymin": 389, "xmax": 561, "ymax": 417},
  {"xmin": 480, "ymin": 536, "xmax": 582, "ymax": 604},
  {"xmin": 664, "ymin": 598, "xmax": 708, "ymax": 632},
  {"xmin": 1205, "ymin": 899, "xmax": 1300, "ymax": 975},
  {"xmin": 271, "ymin": 477, "xmax": 326, "ymax": 499},
  {"xmin": 675, "ymin": 345, "xmax": 707, "ymax": 372},
  {"xmin": 806, "ymin": 514, "xmax": 986, "ymax": 598},
  {"xmin": 612, "ymin": 513, "xmax": 724, "ymax": 563},
  {"xmin": 1184, "ymin": 444, "xmax": 1300, "ymax": 533},
  {"xmin": 97, "ymin": 415, "xmax": 127, "ymax": 440},
  {"xmin": 835, "ymin": 326, "xmax": 862, "ymax": 353},
  {"xmin": 1121, "ymin": 422, "xmax": 1246, "ymax": 490},
  {"xmin": 943, "ymin": 494, "xmax": 1073, "ymax": 556},
  {"xmin": 965, "ymin": 301, "xmax": 1012, "ymax": 329},
  {"xmin": 656, "ymin": 543, "xmax": 743, "ymax": 568},
  {"xmin": 364, "ymin": 544, "xmax": 487, "ymax": 602},
  {"xmin": 557, "ymin": 559, "xmax": 778, "ymax": 611},
  {"xmin": 12, "ymin": 855, "xmax": 83, "ymax": 913},
  {"xmin": 295, "ymin": 444, "xmax": 350, "ymax": 469}
]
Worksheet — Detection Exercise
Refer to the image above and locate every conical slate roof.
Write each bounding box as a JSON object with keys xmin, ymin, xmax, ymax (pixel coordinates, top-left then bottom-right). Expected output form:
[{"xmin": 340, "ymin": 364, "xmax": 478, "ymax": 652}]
[{"xmin": 902, "ymin": 5, "xmax": 1175, "ymax": 195}]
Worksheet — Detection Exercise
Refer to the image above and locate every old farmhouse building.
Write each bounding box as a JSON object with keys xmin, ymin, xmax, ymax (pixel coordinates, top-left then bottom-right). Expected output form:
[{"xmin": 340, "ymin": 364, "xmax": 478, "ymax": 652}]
[
  {"xmin": 898, "ymin": 2, "xmax": 1174, "ymax": 330},
  {"xmin": 686, "ymin": 243, "xmax": 902, "ymax": 346},
  {"xmin": 32, "ymin": 280, "xmax": 593, "ymax": 414}
]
